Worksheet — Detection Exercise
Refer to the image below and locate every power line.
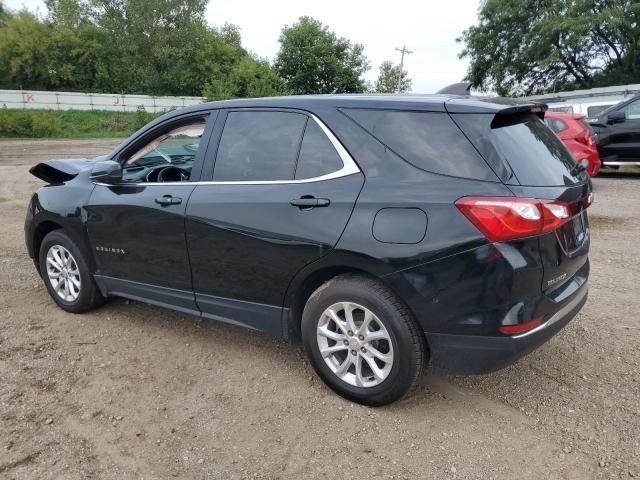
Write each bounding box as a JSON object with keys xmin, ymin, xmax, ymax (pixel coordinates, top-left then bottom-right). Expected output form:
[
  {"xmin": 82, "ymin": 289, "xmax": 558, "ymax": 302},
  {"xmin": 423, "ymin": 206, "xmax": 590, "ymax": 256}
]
[{"xmin": 394, "ymin": 45, "xmax": 413, "ymax": 93}]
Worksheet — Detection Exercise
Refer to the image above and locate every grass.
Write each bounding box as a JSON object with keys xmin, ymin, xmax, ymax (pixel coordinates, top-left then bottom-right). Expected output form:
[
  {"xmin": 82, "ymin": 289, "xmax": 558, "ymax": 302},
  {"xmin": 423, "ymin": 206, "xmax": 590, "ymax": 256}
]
[{"xmin": 0, "ymin": 108, "xmax": 162, "ymax": 139}]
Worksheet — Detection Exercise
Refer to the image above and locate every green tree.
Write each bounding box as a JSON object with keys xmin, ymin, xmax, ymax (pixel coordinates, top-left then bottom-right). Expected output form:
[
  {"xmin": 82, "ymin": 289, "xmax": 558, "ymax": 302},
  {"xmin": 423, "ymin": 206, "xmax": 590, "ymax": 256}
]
[
  {"xmin": 374, "ymin": 61, "xmax": 412, "ymax": 93},
  {"xmin": 0, "ymin": 11, "xmax": 54, "ymax": 90},
  {"xmin": 275, "ymin": 16, "xmax": 370, "ymax": 94},
  {"xmin": 89, "ymin": 0, "xmax": 213, "ymax": 95},
  {"xmin": 0, "ymin": 2, "xmax": 11, "ymax": 26},
  {"xmin": 459, "ymin": 0, "xmax": 640, "ymax": 96},
  {"xmin": 45, "ymin": 0, "xmax": 90, "ymax": 28},
  {"xmin": 203, "ymin": 56, "xmax": 287, "ymax": 100}
]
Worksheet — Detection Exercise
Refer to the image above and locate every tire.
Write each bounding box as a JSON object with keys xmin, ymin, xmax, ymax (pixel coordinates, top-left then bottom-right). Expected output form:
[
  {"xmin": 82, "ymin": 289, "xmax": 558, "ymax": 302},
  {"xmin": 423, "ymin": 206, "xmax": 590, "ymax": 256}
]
[
  {"xmin": 39, "ymin": 230, "xmax": 105, "ymax": 313},
  {"xmin": 301, "ymin": 274, "xmax": 427, "ymax": 406}
]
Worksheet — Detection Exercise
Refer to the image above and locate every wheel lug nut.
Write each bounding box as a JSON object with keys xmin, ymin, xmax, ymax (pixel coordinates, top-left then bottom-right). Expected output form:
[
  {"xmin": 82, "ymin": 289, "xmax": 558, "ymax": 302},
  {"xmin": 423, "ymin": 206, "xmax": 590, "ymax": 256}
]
[
  {"xmin": 343, "ymin": 340, "xmax": 349, "ymax": 346},
  {"xmin": 348, "ymin": 330, "xmax": 353, "ymax": 336},
  {"xmin": 351, "ymin": 350, "xmax": 357, "ymax": 356},
  {"xmin": 358, "ymin": 335, "xmax": 364, "ymax": 341},
  {"xmin": 361, "ymin": 347, "xmax": 366, "ymax": 353}
]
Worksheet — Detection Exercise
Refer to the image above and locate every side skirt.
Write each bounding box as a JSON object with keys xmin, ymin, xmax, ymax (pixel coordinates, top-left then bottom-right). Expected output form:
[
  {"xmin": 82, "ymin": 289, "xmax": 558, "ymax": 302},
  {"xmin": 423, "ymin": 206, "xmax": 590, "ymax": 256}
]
[
  {"xmin": 196, "ymin": 293, "xmax": 287, "ymax": 339},
  {"xmin": 93, "ymin": 274, "xmax": 287, "ymax": 339}
]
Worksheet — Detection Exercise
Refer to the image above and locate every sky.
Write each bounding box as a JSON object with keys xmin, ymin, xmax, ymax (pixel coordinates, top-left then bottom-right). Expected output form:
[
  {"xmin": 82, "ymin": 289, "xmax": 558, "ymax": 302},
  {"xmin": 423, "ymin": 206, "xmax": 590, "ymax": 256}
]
[{"xmin": 6, "ymin": 0, "xmax": 481, "ymax": 93}]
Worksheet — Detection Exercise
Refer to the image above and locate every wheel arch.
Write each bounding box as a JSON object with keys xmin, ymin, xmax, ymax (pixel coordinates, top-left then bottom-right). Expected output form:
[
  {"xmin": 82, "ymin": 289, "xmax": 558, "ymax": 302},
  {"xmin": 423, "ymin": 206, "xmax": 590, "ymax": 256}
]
[
  {"xmin": 29, "ymin": 213, "xmax": 97, "ymax": 275},
  {"xmin": 31, "ymin": 220, "xmax": 63, "ymax": 273},
  {"xmin": 283, "ymin": 254, "xmax": 419, "ymax": 345}
]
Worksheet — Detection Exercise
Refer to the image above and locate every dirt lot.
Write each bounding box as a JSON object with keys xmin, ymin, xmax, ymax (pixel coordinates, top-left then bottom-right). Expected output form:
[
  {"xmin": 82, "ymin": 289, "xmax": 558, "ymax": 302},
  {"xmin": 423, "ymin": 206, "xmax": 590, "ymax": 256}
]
[{"xmin": 0, "ymin": 139, "xmax": 638, "ymax": 479}]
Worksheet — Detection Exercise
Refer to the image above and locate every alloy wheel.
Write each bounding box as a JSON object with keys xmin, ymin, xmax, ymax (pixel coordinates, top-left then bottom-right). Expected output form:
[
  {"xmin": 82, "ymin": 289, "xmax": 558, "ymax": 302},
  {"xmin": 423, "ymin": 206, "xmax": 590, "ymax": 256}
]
[
  {"xmin": 316, "ymin": 302, "xmax": 394, "ymax": 387},
  {"xmin": 46, "ymin": 245, "xmax": 81, "ymax": 302}
]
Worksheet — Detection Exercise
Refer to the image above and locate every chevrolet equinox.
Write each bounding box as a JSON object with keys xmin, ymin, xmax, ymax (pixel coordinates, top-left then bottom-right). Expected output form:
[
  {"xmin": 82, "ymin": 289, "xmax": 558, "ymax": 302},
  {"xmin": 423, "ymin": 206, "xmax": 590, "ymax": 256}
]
[{"xmin": 25, "ymin": 95, "xmax": 591, "ymax": 405}]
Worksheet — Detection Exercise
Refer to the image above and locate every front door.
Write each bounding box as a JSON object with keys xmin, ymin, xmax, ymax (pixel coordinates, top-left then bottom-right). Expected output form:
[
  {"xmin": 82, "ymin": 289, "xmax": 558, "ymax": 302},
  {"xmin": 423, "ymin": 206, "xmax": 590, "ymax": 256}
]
[
  {"xmin": 600, "ymin": 98, "xmax": 640, "ymax": 163},
  {"xmin": 186, "ymin": 109, "xmax": 364, "ymax": 336},
  {"xmin": 86, "ymin": 114, "xmax": 212, "ymax": 313}
]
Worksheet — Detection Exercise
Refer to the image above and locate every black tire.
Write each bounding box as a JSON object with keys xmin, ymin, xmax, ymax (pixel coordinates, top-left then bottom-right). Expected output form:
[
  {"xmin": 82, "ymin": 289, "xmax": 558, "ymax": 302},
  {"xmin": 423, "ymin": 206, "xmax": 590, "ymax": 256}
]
[
  {"xmin": 301, "ymin": 274, "xmax": 427, "ymax": 406},
  {"xmin": 39, "ymin": 230, "xmax": 105, "ymax": 313}
]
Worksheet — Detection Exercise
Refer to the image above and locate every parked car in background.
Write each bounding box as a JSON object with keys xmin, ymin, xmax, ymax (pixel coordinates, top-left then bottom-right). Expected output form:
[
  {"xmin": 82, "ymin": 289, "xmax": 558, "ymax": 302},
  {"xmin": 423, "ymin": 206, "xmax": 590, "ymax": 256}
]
[
  {"xmin": 547, "ymin": 102, "xmax": 616, "ymax": 118},
  {"xmin": 545, "ymin": 111, "xmax": 601, "ymax": 176},
  {"xmin": 25, "ymin": 95, "xmax": 592, "ymax": 405},
  {"xmin": 588, "ymin": 95, "xmax": 640, "ymax": 169}
]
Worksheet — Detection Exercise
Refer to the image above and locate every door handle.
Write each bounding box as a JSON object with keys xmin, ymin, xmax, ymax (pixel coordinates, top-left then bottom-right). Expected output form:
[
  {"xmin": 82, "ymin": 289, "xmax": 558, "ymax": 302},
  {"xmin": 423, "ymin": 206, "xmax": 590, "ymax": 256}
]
[
  {"xmin": 155, "ymin": 195, "xmax": 182, "ymax": 206},
  {"xmin": 290, "ymin": 197, "xmax": 330, "ymax": 209}
]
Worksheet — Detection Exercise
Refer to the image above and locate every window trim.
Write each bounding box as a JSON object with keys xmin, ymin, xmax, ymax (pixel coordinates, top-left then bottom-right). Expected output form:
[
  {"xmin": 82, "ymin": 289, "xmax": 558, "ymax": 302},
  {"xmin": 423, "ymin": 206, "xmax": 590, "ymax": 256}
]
[
  {"xmin": 209, "ymin": 111, "xmax": 359, "ymax": 184},
  {"xmin": 99, "ymin": 113, "xmax": 360, "ymax": 187}
]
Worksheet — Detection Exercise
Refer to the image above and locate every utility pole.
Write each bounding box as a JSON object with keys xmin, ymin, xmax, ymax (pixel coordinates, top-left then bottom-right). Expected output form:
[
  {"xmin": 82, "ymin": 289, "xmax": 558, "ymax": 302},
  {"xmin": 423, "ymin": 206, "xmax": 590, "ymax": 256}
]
[{"xmin": 394, "ymin": 45, "xmax": 413, "ymax": 93}]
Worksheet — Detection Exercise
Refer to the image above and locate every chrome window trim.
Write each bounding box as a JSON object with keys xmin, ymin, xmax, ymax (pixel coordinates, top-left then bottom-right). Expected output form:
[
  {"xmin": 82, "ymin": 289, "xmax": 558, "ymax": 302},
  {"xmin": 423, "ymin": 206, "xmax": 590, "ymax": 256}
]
[{"xmin": 96, "ymin": 113, "xmax": 360, "ymax": 187}]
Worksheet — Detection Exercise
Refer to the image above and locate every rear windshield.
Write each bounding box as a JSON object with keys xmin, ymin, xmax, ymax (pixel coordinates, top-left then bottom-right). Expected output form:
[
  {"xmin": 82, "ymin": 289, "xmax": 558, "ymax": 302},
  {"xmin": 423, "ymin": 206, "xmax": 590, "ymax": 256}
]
[
  {"xmin": 342, "ymin": 109, "xmax": 498, "ymax": 181},
  {"xmin": 451, "ymin": 112, "xmax": 583, "ymax": 187}
]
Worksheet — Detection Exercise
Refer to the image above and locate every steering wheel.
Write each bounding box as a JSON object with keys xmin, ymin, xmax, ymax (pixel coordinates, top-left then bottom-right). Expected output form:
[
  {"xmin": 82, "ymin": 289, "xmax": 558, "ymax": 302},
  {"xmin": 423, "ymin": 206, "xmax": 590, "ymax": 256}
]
[{"xmin": 157, "ymin": 166, "xmax": 190, "ymax": 183}]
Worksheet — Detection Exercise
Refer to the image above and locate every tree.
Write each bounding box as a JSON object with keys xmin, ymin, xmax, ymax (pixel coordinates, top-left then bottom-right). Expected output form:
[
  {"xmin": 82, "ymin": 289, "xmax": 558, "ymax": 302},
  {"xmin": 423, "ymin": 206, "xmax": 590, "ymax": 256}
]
[
  {"xmin": 203, "ymin": 56, "xmax": 287, "ymax": 100},
  {"xmin": 458, "ymin": 0, "xmax": 640, "ymax": 96},
  {"xmin": 374, "ymin": 61, "xmax": 412, "ymax": 93},
  {"xmin": 45, "ymin": 0, "xmax": 90, "ymax": 28},
  {"xmin": 275, "ymin": 16, "xmax": 370, "ymax": 94}
]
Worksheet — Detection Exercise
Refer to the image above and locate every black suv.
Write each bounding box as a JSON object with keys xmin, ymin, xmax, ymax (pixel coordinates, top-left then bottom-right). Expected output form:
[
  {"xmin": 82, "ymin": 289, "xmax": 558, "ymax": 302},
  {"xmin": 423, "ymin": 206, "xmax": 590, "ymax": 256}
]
[
  {"xmin": 589, "ymin": 94, "xmax": 640, "ymax": 168},
  {"xmin": 25, "ymin": 95, "xmax": 591, "ymax": 405}
]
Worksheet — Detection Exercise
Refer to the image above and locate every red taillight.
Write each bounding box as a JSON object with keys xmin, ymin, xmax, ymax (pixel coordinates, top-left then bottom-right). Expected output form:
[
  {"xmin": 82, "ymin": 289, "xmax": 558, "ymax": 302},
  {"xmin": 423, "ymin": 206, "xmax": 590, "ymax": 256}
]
[
  {"xmin": 455, "ymin": 196, "xmax": 572, "ymax": 242},
  {"xmin": 499, "ymin": 315, "xmax": 545, "ymax": 334},
  {"xmin": 575, "ymin": 120, "xmax": 594, "ymax": 146},
  {"xmin": 575, "ymin": 129, "xmax": 593, "ymax": 146}
]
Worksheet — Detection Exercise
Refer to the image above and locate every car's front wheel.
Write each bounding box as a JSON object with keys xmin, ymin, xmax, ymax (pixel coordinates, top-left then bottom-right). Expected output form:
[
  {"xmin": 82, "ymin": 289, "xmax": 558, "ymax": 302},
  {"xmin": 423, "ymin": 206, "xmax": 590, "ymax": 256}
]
[
  {"xmin": 301, "ymin": 274, "xmax": 426, "ymax": 406},
  {"xmin": 39, "ymin": 230, "xmax": 105, "ymax": 313}
]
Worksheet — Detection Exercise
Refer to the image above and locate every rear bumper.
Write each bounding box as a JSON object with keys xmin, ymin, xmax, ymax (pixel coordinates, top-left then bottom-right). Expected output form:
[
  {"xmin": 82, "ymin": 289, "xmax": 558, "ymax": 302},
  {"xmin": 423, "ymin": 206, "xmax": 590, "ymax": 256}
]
[
  {"xmin": 426, "ymin": 283, "xmax": 588, "ymax": 375},
  {"xmin": 602, "ymin": 160, "xmax": 640, "ymax": 167}
]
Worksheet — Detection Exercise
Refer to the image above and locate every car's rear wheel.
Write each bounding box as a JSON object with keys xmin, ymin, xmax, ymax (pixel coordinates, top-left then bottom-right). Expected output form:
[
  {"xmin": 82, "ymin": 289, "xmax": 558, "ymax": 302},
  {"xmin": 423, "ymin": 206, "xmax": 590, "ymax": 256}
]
[
  {"xmin": 39, "ymin": 230, "xmax": 105, "ymax": 313},
  {"xmin": 302, "ymin": 274, "xmax": 426, "ymax": 406}
]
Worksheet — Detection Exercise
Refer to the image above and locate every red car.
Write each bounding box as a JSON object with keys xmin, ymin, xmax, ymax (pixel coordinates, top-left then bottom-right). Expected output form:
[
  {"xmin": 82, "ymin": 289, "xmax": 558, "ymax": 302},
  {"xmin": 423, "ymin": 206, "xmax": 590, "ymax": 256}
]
[{"xmin": 545, "ymin": 112, "xmax": 601, "ymax": 176}]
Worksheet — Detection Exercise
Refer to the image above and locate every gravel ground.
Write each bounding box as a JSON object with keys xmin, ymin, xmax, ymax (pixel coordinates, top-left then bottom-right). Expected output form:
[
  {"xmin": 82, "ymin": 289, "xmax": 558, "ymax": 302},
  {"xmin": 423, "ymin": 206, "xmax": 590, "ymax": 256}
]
[{"xmin": 0, "ymin": 139, "xmax": 638, "ymax": 479}]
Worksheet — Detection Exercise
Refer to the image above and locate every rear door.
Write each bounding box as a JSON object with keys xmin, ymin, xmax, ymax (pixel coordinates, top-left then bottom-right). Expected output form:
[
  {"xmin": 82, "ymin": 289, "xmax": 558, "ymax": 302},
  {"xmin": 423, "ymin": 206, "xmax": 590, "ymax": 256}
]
[
  {"xmin": 451, "ymin": 109, "xmax": 592, "ymax": 292},
  {"xmin": 185, "ymin": 109, "xmax": 364, "ymax": 336}
]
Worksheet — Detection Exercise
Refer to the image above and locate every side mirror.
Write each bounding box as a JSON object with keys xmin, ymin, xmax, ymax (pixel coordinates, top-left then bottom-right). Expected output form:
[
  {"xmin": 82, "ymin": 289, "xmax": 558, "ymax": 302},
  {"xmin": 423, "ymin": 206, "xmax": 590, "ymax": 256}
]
[
  {"xmin": 89, "ymin": 160, "xmax": 122, "ymax": 183},
  {"xmin": 607, "ymin": 111, "xmax": 626, "ymax": 124}
]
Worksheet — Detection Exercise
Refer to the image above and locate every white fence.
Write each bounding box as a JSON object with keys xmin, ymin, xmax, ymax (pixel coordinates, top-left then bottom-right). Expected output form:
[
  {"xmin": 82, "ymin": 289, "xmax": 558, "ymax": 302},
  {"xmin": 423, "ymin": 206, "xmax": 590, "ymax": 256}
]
[{"xmin": 0, "ymin": 89, "xmax": 205, "ymax": 113}]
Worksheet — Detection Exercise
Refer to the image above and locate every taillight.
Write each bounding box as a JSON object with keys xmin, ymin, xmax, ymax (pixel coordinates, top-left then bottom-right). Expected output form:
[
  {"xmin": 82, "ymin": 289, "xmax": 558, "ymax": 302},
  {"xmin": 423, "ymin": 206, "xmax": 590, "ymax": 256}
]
[
  {"xmin": 576, "ymin": 120, "xmax": 594, "ymax": 146},
  {"xmin": 455, "ymin": 196, "xmax": 572, "ymax": 242},
  {"xmin": 575, "ymin": 129, "xmax": 593, "ymax": 146}
]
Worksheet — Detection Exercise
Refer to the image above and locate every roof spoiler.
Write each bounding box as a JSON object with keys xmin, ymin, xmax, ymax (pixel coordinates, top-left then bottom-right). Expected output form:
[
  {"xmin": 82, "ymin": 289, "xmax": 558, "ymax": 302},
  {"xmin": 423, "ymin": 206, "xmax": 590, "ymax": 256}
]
[{"xmin": 498, "ymin": 103, "xmax": 548, "ymax": 119}]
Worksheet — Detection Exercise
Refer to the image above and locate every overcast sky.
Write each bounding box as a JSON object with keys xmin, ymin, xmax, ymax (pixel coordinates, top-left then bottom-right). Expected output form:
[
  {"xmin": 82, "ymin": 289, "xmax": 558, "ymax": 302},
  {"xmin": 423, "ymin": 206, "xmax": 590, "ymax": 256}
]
[{"xmin": 6, "ymin": 0, "xmax": 480, "ymax": 93}]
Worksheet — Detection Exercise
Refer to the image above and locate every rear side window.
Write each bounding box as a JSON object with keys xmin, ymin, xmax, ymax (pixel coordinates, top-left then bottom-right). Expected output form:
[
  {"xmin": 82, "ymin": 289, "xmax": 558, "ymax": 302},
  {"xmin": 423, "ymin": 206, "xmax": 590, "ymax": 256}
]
[
  {"xmin": 342, "ymin": 109, "xmax": 498, "ymax": 181},
  {"xmin": 213, "ymin": 111, "xmax": 306, "ymax": 181},
  {"xmin": 587, "ymin": 105, "xmax": 612, "ymax": 118},
  {"xmin": 545, "ymin": 118, "xmax": 567, "ymax": 133},
  {"xmin": 452, "ymin": 113, "xmax": 582, "ymax": 187},
  {"xmin": 295, "ymin": 120, "xmax": 343, "ymax": 180}
]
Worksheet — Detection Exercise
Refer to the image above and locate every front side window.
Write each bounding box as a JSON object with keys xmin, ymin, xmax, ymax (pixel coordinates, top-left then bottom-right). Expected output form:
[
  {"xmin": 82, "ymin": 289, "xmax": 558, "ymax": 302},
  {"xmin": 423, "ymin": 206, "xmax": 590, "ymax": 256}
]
[
  {"xmin": 621, "ymin": 99, "xmax": 640, "ymax": 120},
  {"xmin": 213, "ymin": 111, "xmax": 306, "ymax": 181},
  {"xmin": 122, "ymin": 119, "xmax": 206, "ymax": 182}
]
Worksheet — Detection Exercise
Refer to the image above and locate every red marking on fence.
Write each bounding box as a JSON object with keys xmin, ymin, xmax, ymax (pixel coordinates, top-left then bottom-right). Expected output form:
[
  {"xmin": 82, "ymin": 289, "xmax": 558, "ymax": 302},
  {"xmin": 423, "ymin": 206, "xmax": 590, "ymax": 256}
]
[
  {"xmin": 25, "ymin": 94, "xmax": 34, "ymax": 103},
  {"xmin": 113, "ymin": 96, "xmax": 120, "ymax": 106}
]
